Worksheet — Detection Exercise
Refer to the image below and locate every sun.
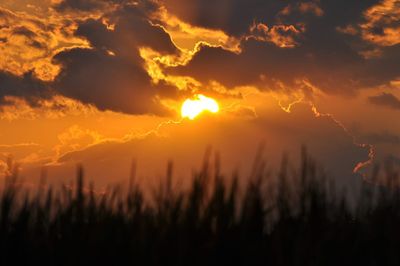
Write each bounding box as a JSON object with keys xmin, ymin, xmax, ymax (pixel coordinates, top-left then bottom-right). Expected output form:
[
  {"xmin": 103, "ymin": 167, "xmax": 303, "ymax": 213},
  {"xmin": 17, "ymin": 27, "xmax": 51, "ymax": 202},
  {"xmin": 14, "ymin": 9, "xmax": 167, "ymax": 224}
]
[{"xmin": 181, "ymin": 94, "xmax": 220, "ymax": 120}]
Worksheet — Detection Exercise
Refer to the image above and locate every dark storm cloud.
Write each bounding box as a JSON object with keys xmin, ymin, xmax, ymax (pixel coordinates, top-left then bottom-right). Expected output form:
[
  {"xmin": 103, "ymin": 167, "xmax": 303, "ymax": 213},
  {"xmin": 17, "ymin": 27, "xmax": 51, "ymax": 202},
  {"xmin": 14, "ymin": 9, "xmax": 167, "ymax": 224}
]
[
  {"xmin": 54, "ymin": 0, "xmax": 113, "ymax": 11},
  {"xmin": 171, "ymin": 41, "xmax": 400, "ymax": 94},
  {"xmin": 169, "ymin": 38, "xmax": 367, "ymax": 94},
  {"xmin": 166, "ymin": 0, "xmax": 400, "ymax": 94},
  {"xmin": 54, "ymin": 0, "xmax": 159, "ymax": 12},
  {"xmin": 52, "ymin": 1, "xmax": 179, "ymax": 115},
  {"xmin": 0, "ymin": 71, "xmax": 49, "ymax": 104},
  {"xmin": 161, "ymin": 0, "xmax": 380, "ymax": 36},
  {"xmin": 53, "ymin": 48, "xmax": 173, "ymax": 115},
  {"xmin": 0, "ymin": 0, "xmax": 179, "ymax": 115},
  {"xmin": 368, "ymin": 92, "xmax": 400, "ymax": 110},
  {"xmin": 1, "ymin": 0, "xmax": 398, "ymax": 113},
  {"xmin": 75, "ymin": 4, "xmax": 177, "ymax": 55}
]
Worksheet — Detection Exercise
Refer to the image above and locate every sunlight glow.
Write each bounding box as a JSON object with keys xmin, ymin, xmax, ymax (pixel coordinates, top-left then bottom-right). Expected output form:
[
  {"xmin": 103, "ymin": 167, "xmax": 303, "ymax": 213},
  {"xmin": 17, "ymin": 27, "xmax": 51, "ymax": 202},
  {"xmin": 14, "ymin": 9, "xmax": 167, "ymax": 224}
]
[{"xmin": 181, "ymin": 94, "xmax": 220, "ymax": 120}]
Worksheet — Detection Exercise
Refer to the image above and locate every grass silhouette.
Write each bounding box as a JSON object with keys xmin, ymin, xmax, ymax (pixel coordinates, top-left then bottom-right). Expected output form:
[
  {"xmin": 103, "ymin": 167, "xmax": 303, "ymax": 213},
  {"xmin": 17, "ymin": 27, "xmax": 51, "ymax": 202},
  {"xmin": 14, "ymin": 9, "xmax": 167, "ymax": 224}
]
[{"xmin": 0, "ymin": 148, "xmax": 399, "ymax": 266}]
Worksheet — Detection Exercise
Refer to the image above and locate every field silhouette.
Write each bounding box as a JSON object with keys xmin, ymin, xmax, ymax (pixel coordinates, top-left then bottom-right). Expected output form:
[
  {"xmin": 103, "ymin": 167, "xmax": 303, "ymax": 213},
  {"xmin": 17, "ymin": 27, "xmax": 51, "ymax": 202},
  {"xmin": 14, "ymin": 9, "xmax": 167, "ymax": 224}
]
[{"xmin": 0, "ymin": 148, "xmax": 399, "ymax": 266}]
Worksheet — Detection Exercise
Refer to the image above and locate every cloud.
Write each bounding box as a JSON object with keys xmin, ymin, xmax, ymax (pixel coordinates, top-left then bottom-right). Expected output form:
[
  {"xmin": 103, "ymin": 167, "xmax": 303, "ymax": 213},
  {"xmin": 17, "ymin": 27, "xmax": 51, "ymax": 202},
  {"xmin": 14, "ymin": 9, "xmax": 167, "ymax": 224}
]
[
  {"xmin": 0, "ymin": 71, "xmax": 50, "ymax": 104},
  {"xmin": 53, "ymin": 0, "xmax": 160, "ymax": 14},
  {"xmin": 161, "ymin": 0, "xmax": 381, "ymax": 36},
  {"xmin": 0, "ymin": 95, "xmax": 97, "ymax": 121},
  {"xmin": 368, "ymin": 92, "xmax": 400, "ymax": 110},
  {"xmin": 75, "ymin": 4, "xmax": 177, "ymax": 55},
  {"xmin": 53, "ymin": 125, "xmax": 106, "ymax": 159},
  {"xmin": 52, "ymin": 1, "xmax": 181, "ymax": 115},
  {"xmin": 0, "ymin": 0, "xmax": 53, "ymax": 14},
  {"xmin": 0, "ymin": 142, "xmax": 42, "ymax": 176},
  {"xmin": 248, "ymin": 23, "xmax": 304, "ymax": 48},
  {"xmin": 53, "ymin": 48, "xmax": 172, "ymax": 115},
  {"xmin": 161, "ymin": 0, "xmax": 400, "ymax": 95},
  {"xmin": 160, "ymin": 0, "xmax": 322, "ymax": 37},
  {"xmin": 2, "ymin": 0, "xmax": 398, "ymax": 114},
  {"xmin": 169, "ymin": 39, "xmax": 364, "ymax": 94},
  {"xmin": 170, "ymin": 33, "xmax": 400, "ymax": 96},
  {"xmin": 0, "ymin": 1, "xmax": 182, "ymax": 115},
  {"xmin": 0, "ymin": 6, "xmax": 88, "ymax": 81},
  {"xmin": 54, "ymin": 0, "xmax": 111, "ymax": 12},
  {"xmin": 51, "ymin": 101, "xmax": 370, "ymax": 189},
  {"xmin": 360, "ymin": 0, "xmax": 400, "ymax": 47}
]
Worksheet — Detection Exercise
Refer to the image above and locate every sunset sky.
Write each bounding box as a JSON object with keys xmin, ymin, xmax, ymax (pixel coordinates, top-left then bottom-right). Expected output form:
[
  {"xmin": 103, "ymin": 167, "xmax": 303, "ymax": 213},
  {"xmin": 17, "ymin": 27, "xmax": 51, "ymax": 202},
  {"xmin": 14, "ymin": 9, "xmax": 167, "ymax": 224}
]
[{"xmin": 0, "ymin": 0, "xmax": 399, "ymax": 189}]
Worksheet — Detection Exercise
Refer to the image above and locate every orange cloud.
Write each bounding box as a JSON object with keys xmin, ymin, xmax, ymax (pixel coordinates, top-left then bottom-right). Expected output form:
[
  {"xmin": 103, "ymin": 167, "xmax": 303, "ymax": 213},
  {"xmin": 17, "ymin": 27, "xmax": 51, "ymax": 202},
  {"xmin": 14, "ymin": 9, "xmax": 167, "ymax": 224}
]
[
  {"xmin": 248, "ymin": 22, "xmax": 303, "ymax": 48},
  {"xmin": 361, "ymin": 0, "xmax": 400, "ymax": 46},
  {"xmin": 53, "ymin": 125, "xmax": 105, "ymax": 160},
  {"xmin": 153, "ymin": 5, "xmax": 241, "ymax": 53},
  {"xmin": 278, "ymin": 1, "xmax": 324, "ymax": 18},
  {"xmin": 0, "ymin": 7, "xmax": 89, "ymax": 81},
  {"xmin": 0, "ymin": 95, "xmax": 97, "ymax": 121},
  {"xmin": 298, "ymin": 2, "xmax": 324, "ymax": 17}
]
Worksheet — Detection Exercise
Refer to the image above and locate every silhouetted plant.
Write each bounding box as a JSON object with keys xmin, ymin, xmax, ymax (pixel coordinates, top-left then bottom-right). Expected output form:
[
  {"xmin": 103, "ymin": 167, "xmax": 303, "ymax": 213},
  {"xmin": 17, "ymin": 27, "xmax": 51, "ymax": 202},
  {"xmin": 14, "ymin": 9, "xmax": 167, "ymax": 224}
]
[{"xmin": 0, "ymin": 149, "xmax": 399, "ymax": 265}]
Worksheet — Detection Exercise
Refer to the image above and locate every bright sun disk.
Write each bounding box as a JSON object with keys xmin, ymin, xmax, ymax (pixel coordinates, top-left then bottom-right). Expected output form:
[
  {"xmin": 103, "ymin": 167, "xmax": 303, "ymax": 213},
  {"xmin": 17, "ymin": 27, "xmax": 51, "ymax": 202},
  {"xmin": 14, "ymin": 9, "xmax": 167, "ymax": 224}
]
[{"xmin": 181, "ymin": 94, "xmax": 220, "ymax": 120}]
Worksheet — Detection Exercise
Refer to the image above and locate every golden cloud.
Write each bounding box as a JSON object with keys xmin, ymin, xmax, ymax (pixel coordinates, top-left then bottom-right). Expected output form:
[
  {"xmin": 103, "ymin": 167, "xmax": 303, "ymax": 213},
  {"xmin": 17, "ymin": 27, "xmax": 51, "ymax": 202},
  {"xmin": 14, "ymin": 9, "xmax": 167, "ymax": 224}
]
[
  {"xmin": 0, "ymin": 95, "xmax": 97, "ymax": 121},
  {"xmin": 248, "ymin": 22, "xmax": 303, "ymax": 48},
  {"xmin": 152, "ymin": 5, "xmax": 241, "ymax": 52},
  {"xmin": 361, "ymin": 0, "xmax": 400, "ymax": 46},
  {"xmin": 0, "ymin": 7, "xmax": 89, "ymax": 81}
]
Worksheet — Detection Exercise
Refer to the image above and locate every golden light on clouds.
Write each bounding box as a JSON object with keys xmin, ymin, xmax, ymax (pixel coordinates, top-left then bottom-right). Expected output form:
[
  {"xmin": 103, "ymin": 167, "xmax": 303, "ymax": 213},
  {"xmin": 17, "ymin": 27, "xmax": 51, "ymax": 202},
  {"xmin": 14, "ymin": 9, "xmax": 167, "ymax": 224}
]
[
  {"xmin": 0, "ymin": 0, "xmax": 397, "ymax": 189},
  {"xmin": 361, "ymin": 0, "xmax": 400, "ymax": 46},
  {"xmin": 0, "ymin": 6, "xmax": 90, "ymax": 81},
  {"xmin": 181, "ymin": 94, "xmax": 219, "ymax": 120},
  {"xmin": 153, "ymin": 6, "xmax": 241, "ymax": 52}
]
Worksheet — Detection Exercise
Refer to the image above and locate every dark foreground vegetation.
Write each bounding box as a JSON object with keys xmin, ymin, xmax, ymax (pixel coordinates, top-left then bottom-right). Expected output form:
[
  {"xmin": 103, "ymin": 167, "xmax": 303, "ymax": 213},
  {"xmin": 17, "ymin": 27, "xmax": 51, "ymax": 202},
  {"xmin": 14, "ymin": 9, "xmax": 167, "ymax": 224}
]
[{"xmin": 1, "ymin": 149, "xmax": 400, "ymax": 266}]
